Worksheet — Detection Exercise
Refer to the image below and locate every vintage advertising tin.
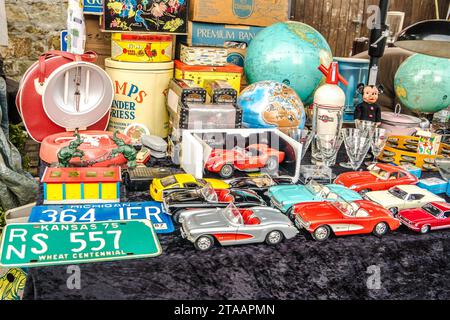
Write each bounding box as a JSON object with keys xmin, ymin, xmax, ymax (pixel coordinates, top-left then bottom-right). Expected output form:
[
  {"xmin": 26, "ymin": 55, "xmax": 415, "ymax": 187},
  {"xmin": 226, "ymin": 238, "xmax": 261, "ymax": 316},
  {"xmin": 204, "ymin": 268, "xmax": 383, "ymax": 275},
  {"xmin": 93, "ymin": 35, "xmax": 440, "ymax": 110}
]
[
  {"xmin": 204, "ymin": 79, "xmax": 237, "ymax": 104},
  {"xmin": 111, "ymin": 33, "xmax": 173, "ymax": 63},
  {"xmin": 174, "ymin": 60, "xmax": 243, "ymax": 93},
  {"xmin": 180, "ymin": 43, "xmax": 228, "ymax": 66},
  {"xmin": 105, "ymin": 59, "xmax": 174, "ymax": 138}
]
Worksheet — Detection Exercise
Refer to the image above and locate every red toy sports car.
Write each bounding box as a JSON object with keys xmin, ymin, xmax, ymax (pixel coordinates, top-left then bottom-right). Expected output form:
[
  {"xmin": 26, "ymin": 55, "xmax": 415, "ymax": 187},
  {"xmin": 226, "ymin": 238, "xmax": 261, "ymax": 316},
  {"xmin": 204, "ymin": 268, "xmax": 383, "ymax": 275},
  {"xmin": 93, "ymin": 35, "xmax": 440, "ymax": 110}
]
[
  {"xmin": 205, "ymin": 144, "xmax": 285, "ymax": 178},
  {"xmin": 293, "ymin": 199, "xmax": 401, "ymax": 241},
  {"xmin": 397, "ymin": 202, "xmax": 450, "ymax": 234},
  {"xmin": 334, "ymin": 163, "xmax": 418, "ymax": 194}
]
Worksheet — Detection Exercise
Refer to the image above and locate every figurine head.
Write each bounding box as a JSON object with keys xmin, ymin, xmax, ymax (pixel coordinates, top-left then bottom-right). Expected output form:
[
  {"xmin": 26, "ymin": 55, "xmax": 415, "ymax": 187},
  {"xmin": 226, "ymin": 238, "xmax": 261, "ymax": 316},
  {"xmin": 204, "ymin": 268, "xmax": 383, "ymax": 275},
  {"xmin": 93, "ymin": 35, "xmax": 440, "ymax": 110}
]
[
  {"xmin": 69, "ymin": 134, "xmax": 83, "ymax": 148},
  {"xmin": 357, "ymin": 83, "xmax": 384, "ymax": 104}
]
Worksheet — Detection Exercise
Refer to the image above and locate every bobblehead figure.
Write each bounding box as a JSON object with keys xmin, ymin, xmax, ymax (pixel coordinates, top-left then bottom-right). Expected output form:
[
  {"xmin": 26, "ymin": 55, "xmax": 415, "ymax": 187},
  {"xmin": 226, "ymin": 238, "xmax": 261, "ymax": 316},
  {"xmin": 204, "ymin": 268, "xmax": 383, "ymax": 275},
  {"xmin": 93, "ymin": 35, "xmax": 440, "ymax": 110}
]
[{"xmin": 354, "ymin": 83, "xmax": 384, "ymax": 125}]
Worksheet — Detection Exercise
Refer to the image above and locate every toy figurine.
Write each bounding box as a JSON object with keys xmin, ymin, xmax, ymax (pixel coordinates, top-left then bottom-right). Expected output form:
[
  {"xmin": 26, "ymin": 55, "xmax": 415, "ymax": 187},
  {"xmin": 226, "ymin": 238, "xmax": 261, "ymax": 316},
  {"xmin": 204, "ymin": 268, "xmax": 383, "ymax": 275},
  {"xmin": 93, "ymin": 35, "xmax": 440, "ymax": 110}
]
[
  {"xmin": 354, "ymin": 83, "xmax": 384, "ymax": 124},
  {"xmin": 57, "ymin": 134, "xmax": 85, "ymax": 167},
  {"xmin": 111, "ymin": 130, "xmax": 138, "ymax": 169}
]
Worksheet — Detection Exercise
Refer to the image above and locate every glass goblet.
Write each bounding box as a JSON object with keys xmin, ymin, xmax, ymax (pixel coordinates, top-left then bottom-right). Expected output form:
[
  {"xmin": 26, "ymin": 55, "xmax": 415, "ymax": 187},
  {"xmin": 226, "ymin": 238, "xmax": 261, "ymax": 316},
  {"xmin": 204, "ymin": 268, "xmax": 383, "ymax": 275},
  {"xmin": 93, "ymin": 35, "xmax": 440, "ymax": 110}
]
[
  {"xmin": 287, "ymin": 128, "xmax": 314, "ymax": 162},
  {"xmin": 366, "ymin": 128, "xmax": 388, "ymax": 166},
  {"xmin": 342, "ymin": 128, "xmax": 372, "ymax": 171},
  {"xmin": 316, "ymin": 134, "xmax": 343, "ymax": 170}
]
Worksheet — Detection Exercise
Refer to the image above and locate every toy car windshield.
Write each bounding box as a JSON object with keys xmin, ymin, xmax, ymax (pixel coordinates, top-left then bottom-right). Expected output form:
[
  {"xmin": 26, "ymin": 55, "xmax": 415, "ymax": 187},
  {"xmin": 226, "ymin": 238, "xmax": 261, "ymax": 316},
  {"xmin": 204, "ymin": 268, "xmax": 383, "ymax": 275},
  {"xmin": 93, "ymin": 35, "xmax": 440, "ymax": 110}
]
[
  {"xmin": 200, "ymin": 185, "xmax": 219, "ymax": 202},
  {"xmin": 306, "ymin": 180, "xmax": 325, "ymax": 196},
  {"xmin": 161, "ymin": 175, "xmax": 177, "ymax": 187},
  {"xmin": 221, "ymin": 203, "xmax": 243, "ymax": 225},
  {"xmin": 422, "ymin": 203, "xmax": 443, "ymax": 217},
  {"xmin": 388, "ymin": 187, "xmax": 407, "ymax": 199},
  {"xmin": 333, "ymin": 198, "xmax": 356, "ymax": 217}
]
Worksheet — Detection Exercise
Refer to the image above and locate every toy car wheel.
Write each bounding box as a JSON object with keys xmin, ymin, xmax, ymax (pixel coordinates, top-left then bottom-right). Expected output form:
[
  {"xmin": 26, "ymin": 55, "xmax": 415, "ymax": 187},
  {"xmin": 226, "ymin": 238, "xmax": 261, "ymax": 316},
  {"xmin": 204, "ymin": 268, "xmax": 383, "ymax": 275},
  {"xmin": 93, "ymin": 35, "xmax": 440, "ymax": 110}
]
[
  {"xmin": 420, "ymin": 225, "xmax": 430, "ymax": 234},
  {"xmin": 265, "ymin": 157, "xmax": 279, "ymax": 173},
  {"xmin": 388, "ymin": 207, "xmax": 398, "ymax": 215},
  {"xmin": 194, "ymin": 235, "xmax": 215, "ymax": 251},
  {"xmin": 219, "ymin": 164, "xmax": 235, "ymax": 179},
  {"xmin": 312, "ymin": 225, "xmax": 331, "ymax": 241},
  {"xmin": 373, "ymin": 222, "xmax": 389, "ymax": 237},
  {"xmin": 265, "ymin": 230, "xmax": 284, "ymax": 245}
]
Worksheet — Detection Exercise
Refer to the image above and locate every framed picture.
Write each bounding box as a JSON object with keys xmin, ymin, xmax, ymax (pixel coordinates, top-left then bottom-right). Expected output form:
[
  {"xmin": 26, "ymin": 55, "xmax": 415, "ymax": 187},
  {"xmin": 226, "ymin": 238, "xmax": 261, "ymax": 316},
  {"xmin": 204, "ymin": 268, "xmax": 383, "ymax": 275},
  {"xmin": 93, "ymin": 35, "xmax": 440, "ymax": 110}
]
[{"xmin": 103, "ymin": 0, "xmax": 188, "ymax": 34}]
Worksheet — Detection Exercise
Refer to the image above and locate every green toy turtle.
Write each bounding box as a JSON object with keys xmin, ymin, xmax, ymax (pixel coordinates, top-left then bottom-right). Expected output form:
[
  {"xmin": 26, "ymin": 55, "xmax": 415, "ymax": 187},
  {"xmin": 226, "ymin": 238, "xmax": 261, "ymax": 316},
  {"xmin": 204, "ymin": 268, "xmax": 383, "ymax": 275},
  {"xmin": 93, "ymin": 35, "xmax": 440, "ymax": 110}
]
[{"xmin": 57, "ymin": 134, "xmax": 85, "ymax": 167}]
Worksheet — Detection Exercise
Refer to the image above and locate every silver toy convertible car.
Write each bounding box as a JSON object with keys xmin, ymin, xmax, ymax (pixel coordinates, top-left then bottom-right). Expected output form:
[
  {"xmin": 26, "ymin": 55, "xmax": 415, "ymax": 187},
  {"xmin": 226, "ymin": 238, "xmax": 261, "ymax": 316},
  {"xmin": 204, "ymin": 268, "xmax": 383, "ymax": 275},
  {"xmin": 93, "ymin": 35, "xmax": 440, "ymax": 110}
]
[
  {"xmin": 180, "ymin": 203, "xmax": 299, "ymax": 251},
  {"xmin": 163, "ymin": 185, "xmax": 267, "ymax": 222}
]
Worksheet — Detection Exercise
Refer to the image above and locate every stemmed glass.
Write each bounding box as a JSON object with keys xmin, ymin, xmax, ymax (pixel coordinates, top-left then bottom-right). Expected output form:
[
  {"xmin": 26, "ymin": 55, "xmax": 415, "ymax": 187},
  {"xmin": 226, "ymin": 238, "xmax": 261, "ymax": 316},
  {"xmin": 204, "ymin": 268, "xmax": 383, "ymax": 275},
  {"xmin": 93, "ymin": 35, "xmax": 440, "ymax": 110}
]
[
  {"xmin": 342, "ymin": 128, "xmax": 371, "ymax": 171},
  {"xmin": 366, "ymin": 128, "xmax": 388, "ymax": 166},
  {"xmin": 356, "ymin": 120, "xmax": 377, "ymax": 159},
  {"xmin": 287, "ymin": 128, "xmax": 314, "ymax": 162},
  {"xmin": 316, "ymin": 134, "xmax": 343, "ymax": 170}
]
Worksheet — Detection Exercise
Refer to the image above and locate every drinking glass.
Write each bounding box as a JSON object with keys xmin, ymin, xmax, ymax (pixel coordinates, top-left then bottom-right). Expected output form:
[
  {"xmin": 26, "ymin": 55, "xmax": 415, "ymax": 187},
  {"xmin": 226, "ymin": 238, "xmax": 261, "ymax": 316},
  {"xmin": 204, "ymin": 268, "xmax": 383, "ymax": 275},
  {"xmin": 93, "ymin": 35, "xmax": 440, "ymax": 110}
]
[
  {"xmin": 287, "ymin": 128, "xmax": 314, "ymax": 162},
  {"xmin": 366, "ymin": 128, "xmax": 388, "ymax": 166},
  {"xmin": 316, "ymin": 134, "xmax": 343, "ymax": 170},
  {"xmin": 342, "ymin": 128, "xmax": 371, "ymax": 171}
]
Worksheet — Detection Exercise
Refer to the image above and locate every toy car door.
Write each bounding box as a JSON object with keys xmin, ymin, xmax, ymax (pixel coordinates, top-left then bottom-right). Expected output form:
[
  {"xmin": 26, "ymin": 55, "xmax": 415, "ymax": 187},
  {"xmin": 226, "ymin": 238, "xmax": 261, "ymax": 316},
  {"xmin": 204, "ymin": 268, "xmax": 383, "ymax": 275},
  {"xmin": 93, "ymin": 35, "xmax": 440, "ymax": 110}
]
[{"xmin": 438, "ymin": 211, "xmax": 450, "ymax": 229}]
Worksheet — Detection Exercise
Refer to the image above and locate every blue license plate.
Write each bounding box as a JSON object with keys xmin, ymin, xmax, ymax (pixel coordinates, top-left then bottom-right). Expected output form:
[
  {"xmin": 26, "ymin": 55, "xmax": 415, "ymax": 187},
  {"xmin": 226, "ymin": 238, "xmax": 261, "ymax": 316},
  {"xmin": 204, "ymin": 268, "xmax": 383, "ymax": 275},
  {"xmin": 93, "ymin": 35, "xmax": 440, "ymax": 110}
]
[{"xmin": 28, "ymin": 202, "xmax": 174, "ymax": 234}]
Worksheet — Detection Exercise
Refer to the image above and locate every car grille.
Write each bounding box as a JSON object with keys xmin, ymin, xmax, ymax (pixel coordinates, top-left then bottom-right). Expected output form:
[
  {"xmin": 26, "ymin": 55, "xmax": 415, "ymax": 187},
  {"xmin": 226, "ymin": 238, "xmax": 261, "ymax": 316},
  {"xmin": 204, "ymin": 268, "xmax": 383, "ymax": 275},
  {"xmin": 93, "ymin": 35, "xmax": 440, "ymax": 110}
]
[
  {"xmin": 295, "ymin": 215, "xmax": 308, "ymax": 229},
  {"xmin": 399, "ymin": 215, "xmax": 413, "ymax": 226}
]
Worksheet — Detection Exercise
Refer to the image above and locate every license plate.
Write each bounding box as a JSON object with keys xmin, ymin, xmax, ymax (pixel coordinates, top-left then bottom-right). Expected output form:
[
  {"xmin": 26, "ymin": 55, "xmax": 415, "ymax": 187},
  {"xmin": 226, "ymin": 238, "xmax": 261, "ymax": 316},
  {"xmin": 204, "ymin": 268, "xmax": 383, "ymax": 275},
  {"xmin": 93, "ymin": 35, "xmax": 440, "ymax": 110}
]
[
  {"xmin": 28, "ymin": 202, "xmax": 174, "ymax": 234},
  {"xmin": 0, "ymin": 220, "xmax": 161, "ymax": 267}
]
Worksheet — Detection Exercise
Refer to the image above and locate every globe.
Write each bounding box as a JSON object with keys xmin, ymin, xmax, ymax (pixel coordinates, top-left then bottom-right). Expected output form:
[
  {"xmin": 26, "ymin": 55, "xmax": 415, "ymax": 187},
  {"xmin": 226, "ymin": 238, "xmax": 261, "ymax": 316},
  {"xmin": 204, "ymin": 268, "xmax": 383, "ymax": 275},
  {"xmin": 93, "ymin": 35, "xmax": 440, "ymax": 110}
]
[
  {"xmin": 237, "ymin": 81, "xmax": 306, "ymax": 131},
  {"xmin": 395, "ymin": 54, "xmax": 450, "ymax": 114},
  {"xmin": 245, "ymin": 21, "xmax": 333, "ymax": 105}
]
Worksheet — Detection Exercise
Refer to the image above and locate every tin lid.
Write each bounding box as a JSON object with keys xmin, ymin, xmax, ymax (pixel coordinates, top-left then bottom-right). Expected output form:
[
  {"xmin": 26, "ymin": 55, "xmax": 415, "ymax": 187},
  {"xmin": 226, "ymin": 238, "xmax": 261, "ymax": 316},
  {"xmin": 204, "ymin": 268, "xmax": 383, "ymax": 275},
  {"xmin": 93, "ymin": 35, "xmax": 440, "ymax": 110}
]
[
  {"xmin": 112, "ymin": 33, "xmax": 173, "ymax": 42},
  {"xmin": 105, "ymin": 58, "xmax": 174, "ymax": 70},
  {"xmin": 381, "ymin": 112, "xmax": 422, "ymax": 125},
  {"xmin": 174, "ymin": 60, "xmax": 243, "ymax": 73}
]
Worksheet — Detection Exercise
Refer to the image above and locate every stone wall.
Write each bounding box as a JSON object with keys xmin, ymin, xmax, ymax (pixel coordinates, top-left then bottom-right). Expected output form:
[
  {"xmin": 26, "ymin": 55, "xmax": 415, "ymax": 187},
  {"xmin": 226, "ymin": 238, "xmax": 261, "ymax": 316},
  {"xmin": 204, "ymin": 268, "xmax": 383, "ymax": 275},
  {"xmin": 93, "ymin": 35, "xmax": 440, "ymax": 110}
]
[{"xmin": 0, "ymin": 0, "xmax": 68, "ymax": 81}]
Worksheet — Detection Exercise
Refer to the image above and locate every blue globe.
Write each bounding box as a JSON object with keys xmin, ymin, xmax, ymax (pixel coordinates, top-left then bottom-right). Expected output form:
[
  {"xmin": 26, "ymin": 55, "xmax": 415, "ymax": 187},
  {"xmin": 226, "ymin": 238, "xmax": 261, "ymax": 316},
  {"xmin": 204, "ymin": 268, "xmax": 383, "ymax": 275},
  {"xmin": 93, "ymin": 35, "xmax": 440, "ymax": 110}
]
[
  {"xmin": 238, "ymin": 81, "xmax": 306, "ymax": 131},
  {"xmin": 245, "ymin": 21, "xmax": 333, "ymax": 105}
]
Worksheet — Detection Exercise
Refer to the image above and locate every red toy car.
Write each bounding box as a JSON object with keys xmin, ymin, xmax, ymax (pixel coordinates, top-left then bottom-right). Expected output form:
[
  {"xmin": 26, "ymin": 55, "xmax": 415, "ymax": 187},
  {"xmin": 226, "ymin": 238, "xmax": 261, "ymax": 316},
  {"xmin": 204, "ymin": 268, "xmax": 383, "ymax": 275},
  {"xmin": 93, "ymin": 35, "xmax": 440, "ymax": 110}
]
[
  {"xmin": 293, "ymin": 199, "xmax": 401, "ymax": 241},
  {"xmin": 205, "ymin": 144, "xmax": 285, "ymax": 178},
  {"xmin": 397, "ymin": 202, "xmax": 450, "ymax": 234},
  {"xmin": 334, "ymin": 163, "xmax": 418, "ymax": 194}
]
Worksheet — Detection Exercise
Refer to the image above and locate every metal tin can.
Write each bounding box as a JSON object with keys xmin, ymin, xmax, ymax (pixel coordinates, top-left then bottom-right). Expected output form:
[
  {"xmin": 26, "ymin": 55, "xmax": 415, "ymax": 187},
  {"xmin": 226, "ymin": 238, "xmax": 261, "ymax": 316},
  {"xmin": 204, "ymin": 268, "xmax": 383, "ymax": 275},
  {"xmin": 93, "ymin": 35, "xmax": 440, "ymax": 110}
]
[
  {"xmin": 111, "ymin": 33, "xmax": 173, "ymax": 63},
  {"xmin": 105, "ymin": 59, "xmax": 174, "ymax": 138}
]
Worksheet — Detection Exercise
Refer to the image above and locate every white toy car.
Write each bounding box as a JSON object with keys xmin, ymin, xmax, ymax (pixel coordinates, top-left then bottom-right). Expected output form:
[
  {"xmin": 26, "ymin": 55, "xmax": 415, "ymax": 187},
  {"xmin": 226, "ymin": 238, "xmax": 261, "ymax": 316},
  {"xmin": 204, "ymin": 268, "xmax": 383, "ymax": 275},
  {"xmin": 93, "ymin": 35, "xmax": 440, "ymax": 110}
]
[{"xmin": 364, "ymin": 184, "xmax": 445, "ymax": 215}]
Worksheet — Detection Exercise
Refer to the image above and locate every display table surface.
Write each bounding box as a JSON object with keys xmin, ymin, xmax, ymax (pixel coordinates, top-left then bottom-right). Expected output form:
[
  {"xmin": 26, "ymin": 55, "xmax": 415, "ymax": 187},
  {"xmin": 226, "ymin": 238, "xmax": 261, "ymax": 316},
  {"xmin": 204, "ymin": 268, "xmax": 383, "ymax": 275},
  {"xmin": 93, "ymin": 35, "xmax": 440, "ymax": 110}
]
[{"xmin": 23, "ymin": 149, "xmax": 450, "ymax": 300}]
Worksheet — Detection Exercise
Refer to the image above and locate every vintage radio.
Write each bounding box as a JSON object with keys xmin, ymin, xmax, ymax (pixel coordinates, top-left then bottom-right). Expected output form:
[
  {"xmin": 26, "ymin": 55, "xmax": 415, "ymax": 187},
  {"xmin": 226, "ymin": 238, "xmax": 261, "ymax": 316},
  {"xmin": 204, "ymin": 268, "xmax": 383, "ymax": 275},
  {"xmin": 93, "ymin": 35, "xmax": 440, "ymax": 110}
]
[
  {"xmin": 166, "ymin": 79, "xmax": 207, "ymax": 114},
  {"xmin": 204, "ymin": 80, "xmax": 238, "ymax": 104},
  {"xmin": 180, "ymin": 43, "xmax": 228, "ymax": 66}
]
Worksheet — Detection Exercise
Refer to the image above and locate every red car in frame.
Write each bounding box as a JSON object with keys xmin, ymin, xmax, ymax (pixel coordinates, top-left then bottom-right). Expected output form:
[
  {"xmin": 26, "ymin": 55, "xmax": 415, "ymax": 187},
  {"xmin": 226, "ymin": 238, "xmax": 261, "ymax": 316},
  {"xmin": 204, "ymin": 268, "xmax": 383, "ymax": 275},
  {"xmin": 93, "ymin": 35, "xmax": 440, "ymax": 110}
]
[
  {"xmin": 293, "ymin": 198, "xmax": 401, "ymax": 241},
  {"xmin": 205, "ymin": 144, "xmax": 285, "ymax": 179},
  {"xmin": 397, "ymin": 202, "xmax": 450, "ymax": 234},
  {"xmin": 334, "ymin": 163, "xmax": 418, "ymax": 194}
]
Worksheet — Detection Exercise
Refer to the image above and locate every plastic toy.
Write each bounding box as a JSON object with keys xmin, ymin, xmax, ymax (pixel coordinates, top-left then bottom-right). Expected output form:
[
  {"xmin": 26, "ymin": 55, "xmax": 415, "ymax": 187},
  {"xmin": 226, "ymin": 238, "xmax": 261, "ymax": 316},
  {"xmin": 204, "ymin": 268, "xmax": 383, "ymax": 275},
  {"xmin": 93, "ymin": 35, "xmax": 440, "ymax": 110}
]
[
  {"xmin": 111, "ymin": 130, "xmax": 138, "ymax": 169},
  {"xmin": 227, "ymin": 174, "xmax": 293, "ymax": 196},
  {"xmin": 42, "ymin": 167, "xmax": 121, "ymax": 204},
  {"xmin": 57, "ymin": 133, "xmax": 85, "ymax": 167},
  {"xmin": 150, "ymin": 174, "xmax": 230, "ymax": 202},
  {"xmin": 354, "ymin": 83, "xmax": 383, "ymax": 124},
  {"xmin": 205, "ymin": 144, "xmax": 285, "ymax": 179},
  {"xmin": 364, "ymin": 185, "xmax": 445, "ymax": 215},
  {"xmin": 334, "ymin": 163, "xmax": 418, "ymax": 194},
  {"xmin": 180, "ymin": 203, "xmax": 299, "ymax": 251},
  {"xmin": 293, "ymin": 199, "xmax": 401, "ymax": 241},
  {"xmin": 397, "ymin": 202, "xmax": 450, "ymax": 234},
  {"xmin": 268, "ymin": 180, "xmax": 362, "ymax": 215},
  {"xmin": 163, "ymin": 186, "xmax": 267, "ymax": 222}
]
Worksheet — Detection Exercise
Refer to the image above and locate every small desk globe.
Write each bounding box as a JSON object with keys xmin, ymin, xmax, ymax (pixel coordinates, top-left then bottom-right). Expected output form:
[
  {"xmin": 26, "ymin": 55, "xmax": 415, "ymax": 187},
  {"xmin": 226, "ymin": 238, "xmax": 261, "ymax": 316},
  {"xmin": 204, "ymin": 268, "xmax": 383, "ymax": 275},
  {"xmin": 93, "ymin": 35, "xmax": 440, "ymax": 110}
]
[
  {"xmin": 244, "ymin": 21, "xmax": 333, "ymax": 105},
  {"xmin": 394, "ymin": 54, "xmax": 450, "ymax": 114},
  {"xmin": 237, "ymin": 81, "xmax": 306, "ymax": 131}
]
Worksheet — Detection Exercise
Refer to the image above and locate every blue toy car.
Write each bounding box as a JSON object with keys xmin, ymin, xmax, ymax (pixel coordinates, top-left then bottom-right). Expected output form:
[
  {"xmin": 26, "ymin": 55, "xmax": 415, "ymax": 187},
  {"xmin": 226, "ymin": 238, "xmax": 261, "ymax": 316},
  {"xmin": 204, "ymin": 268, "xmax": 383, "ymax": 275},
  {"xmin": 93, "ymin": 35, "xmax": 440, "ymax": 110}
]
[{"xmin": 268, "ymin": 180, "xmax": 362, "ymax": 216}]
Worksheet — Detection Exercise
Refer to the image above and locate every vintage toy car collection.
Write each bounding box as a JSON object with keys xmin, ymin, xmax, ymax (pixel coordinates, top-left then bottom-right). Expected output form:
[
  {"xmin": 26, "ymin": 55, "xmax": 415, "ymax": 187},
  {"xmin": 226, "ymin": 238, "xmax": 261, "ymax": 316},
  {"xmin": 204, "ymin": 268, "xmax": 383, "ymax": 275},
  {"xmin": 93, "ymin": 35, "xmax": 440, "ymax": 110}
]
[
  {"xmin": 180, "ymin": 204, "xmax": 299, "ymax": 251},
  {"xmin": 205, "ymin": 144, "xmax": 286, "ymax": 178},
  {"xmin": 163, "ymin": 186, "xmax": 266, "ymax": 222},
  {"xmin": 334, "ymin": 163, "xmax": 419, "ymax": 193},
  {"xmin": 293, "ymin": 199, "xmax": 401, "ymax": 241},
  {"xmin": 364, "ymin": 185, "xmax": 445, "ymax": 215},
  {"xmin": 150, "ymin": 174, "xmax": 229, "ymax": 201},
  {"xmin": 268, "ymin": 180, "xmax": 362, "ymax": 214},
  {"xmin": 397, "ymin": 202, "xmax": 450, "ymax": 234}
]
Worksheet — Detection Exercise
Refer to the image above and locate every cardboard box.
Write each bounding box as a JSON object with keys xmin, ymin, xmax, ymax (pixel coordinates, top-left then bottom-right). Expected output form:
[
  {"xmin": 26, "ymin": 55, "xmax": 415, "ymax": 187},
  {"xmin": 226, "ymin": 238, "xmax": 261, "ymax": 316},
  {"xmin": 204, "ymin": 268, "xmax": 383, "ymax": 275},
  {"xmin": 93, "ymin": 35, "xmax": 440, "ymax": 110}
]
[
  {"xmin": 181, "ymin": 128, "xmax": 302, "ymax": 181},
  {"xmin": 189, "ymin": 0, "xmax": 291, "ymax": 27},
  {"xmin": 186, "ymin": 22, "xmax": 264, "ymax": 47},
  {"xmin": 85, "ymin": 15, "xmax": 111, "ymax": 69}
]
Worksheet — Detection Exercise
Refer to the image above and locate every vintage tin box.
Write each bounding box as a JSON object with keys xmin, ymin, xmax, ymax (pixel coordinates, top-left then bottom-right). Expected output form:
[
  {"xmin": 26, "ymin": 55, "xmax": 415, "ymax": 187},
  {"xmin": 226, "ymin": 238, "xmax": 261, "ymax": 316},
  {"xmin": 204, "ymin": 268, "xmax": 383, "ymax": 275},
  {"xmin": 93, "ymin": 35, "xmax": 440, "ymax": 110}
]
[
  {"xmin": 204, "ymin": 80, "xmax": 238, "ymax": 104},
  {"xmin": 112, "ymin": 33, "xmax": 173, "ymax": 63},
  {"xmin": 174, "ymin": 60, "xmax": 243, "ymax": 93},
  {"xmin": 180, "ymin": 43, "xmax": 228, "ymax": 66},
  {"xmin": 189, "ymin": 0, "xmax": 291, "ymax": 27}
]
